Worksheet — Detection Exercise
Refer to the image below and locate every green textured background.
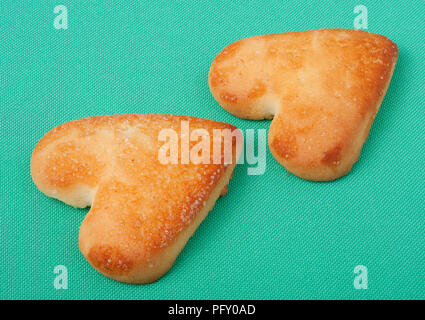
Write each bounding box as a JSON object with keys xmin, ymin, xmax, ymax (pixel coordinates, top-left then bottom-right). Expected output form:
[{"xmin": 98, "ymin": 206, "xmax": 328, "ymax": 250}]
[{"xmin": 1, "ymin": 0, "xmax": 424, "ymax": 300}]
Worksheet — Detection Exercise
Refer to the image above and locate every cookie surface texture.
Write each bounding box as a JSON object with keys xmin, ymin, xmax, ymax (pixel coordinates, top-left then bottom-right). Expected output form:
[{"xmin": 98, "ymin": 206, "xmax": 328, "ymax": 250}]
[
  {"xmin": 209, "ymin": 29, "xmax": 398, "ymax": 180},
  {"xmin": 31, "ymin": 114, "xmax": 241, "ymax": 283}
]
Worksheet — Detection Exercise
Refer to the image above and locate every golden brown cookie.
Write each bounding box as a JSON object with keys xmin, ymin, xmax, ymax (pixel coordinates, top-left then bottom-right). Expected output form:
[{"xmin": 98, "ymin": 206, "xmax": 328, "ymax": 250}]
[
  {"xmin": 209, "ymin": 29, "xmax": 398, "ymax": 180},
  {"xmin": 31, "ymin": 114, "xmax": 241, "ymax": 283}
]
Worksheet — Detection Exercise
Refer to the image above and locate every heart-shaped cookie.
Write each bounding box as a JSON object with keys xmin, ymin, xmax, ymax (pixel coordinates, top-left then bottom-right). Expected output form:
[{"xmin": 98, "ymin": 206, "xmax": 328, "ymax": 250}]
[
  {"xmin": 209, "ymin": 29, "xmax": 398, "ymax": 180},
  {"xmin": 31, "ymin": 114, "xmax": 241, "ymax": 283}
]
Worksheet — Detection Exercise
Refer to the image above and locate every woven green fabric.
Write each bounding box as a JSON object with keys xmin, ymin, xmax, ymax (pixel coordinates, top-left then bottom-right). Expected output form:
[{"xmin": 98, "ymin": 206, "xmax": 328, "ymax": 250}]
[{"xmin": 1, "ymin": 0, "xmax": 424, "ymax": 300}]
